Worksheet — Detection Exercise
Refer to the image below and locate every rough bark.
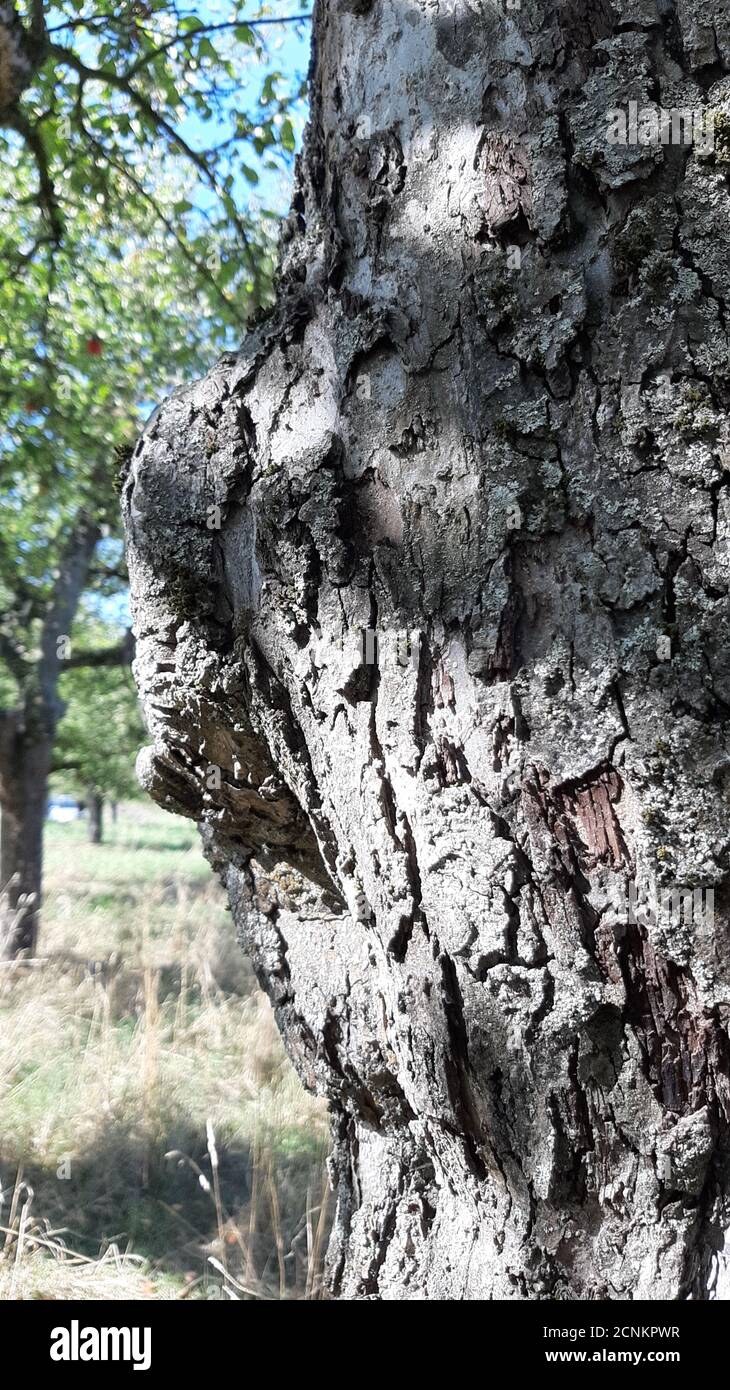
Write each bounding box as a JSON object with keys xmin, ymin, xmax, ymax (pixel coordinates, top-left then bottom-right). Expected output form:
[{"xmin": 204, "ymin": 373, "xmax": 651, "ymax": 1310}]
[{"xmin": 123, "ymin": 0, "xmax": 730, "ymax": 1299}]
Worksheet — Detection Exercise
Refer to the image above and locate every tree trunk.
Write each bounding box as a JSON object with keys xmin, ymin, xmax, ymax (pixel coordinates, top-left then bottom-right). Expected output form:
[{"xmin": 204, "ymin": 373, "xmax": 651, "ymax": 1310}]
[
  {"xmin": 0, "ymin": 517, "xmax": 100, "ymax": 957},
  {"xmin": 87, "ymin": 792, "xmax": 103, "ymax": 845},
  {"xmin": 123, "ymin": 0, "xmax": 730, "ymax": 1299},
  {"xmin": 0, "ymin": 718, "xmax": 50, "ymax": 957}
]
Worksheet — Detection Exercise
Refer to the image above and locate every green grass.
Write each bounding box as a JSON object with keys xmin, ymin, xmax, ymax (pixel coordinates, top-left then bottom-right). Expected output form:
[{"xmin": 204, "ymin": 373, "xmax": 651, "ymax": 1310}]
[{"xmin": 0, "ymin": 803, "xmax": 330, "ymax": 1301}]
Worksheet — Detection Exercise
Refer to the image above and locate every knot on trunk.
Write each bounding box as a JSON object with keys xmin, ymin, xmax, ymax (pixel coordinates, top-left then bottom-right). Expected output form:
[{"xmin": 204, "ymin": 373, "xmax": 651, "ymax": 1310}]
[{"xmin": 122, "ymin": 361, "xmax": 332, "ymax": 889}]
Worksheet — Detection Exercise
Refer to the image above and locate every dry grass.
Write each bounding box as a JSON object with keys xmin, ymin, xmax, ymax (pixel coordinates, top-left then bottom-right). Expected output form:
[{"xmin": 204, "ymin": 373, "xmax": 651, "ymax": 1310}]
[{"xmin": 0, "ymin": 805, "xmax": 330, "ymax": 1300}]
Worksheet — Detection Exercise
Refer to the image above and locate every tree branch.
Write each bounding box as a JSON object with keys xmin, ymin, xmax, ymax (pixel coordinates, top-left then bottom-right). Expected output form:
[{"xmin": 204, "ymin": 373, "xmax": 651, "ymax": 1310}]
[
  {"xmin": 76, "ymin": 117, "xmax": 247, "ymax": 325},
  {"xmin": 38, "ymin": 514, "xmax": 101, "ymax": 711},
  {"xmin": 124, "ymin": 14, "xmax": 313, "ymax": 80},
  {"xmin": 29, "ymin": 0, "xmax": 47, "ymax": 45},
  {"xmin": 0, "ymin": 632, "xmax": 28, "ymax": 683},
  {"xmin": 87, "ymin": 565, "xmax": 128, "ymax": 583},
  {"xmin": 61, "ymin": 630, "xmax": 135, "ymax": 671},
  {"xmin": 46, "ymin": 11, "xmax": 311, "ymax": 36},
  {"xmin": 48, "ymin": 40, "xmax": 259, "ymax": 277},
  {"xmin": 5, "ymin": 108, "xmax": 64, "ymax": 245}
]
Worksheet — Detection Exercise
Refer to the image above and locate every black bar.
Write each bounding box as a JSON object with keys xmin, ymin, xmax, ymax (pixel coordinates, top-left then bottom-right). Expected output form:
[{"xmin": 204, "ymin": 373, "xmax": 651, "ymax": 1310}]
[{"xmin": 1, "ymin": 1296, "xmax": 722, "ymax": 1376}]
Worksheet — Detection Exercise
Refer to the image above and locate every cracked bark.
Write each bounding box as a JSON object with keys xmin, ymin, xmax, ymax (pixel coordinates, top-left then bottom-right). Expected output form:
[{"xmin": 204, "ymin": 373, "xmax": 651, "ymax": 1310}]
[{"xmin": 123, "ymin": 0, "xmax": 730, "ymax": 1299}]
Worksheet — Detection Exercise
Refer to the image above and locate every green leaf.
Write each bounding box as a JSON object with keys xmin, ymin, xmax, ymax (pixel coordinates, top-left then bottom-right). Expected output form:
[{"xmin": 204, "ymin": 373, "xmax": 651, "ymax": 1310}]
[
  {"xmin": 198, "ymin": 37, "xmax": 220, "ymax": 64},
  {"xmin": 261, "ymin": 72, "xmax": 282, "ymax": 105}
]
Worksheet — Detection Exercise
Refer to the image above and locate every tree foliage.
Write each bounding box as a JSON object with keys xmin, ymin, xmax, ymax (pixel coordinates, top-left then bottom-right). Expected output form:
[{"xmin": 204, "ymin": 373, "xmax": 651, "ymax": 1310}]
[
  {"xmin": 1, "ymin": 1, "xmax": 308, "ymax": 295},
  {"xmin": 0, "ymin": 159, "xmax": 268, "ymax": 683},
  {"xmin": 54, "ymin": 612, "xmax": 146, "ymax": 802},
  {"xmin": 0, "ymin": 2, "xmax": 309, "ymax": 949},
  {"xmin": 1, "ymin": 0, "xmax": 308, "ymax": 712}
]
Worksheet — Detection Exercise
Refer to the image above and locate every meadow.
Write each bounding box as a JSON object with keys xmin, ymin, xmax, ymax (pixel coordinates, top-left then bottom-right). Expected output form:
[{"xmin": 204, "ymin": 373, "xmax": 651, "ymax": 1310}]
[{"xmin": 0, "ymin": 805, "xmax": 329, "ymax": 1300}]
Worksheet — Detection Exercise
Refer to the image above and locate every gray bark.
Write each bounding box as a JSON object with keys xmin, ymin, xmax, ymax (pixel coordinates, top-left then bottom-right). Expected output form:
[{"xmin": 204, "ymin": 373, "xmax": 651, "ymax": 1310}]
[{"xmin": 123, "ymin": 0, "xmax": 730, "ymax": 1299}]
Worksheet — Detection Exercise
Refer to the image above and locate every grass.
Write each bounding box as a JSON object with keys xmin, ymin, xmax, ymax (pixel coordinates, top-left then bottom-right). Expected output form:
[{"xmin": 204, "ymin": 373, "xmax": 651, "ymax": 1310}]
[{"xmin": 0, "ymin": 803, "xmax": 330, "ymax": 1300}]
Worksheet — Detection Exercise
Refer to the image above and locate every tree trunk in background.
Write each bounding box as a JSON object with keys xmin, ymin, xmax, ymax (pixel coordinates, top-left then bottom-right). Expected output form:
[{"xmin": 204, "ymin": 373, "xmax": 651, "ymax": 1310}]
[
  {"xmin": 0, "ymin": 716, "xmax": 50, "ymax": 957},
  {"xmin": 87, "ymin": 792, "xmax": 103, "ymax": 845},
  {"xmin": 0, "ymin": 517, "xmax": 100, "ymax": 957},
  {"xmin": 123, "ymin": 0, "xmax": 730, "ymax": 1298}
]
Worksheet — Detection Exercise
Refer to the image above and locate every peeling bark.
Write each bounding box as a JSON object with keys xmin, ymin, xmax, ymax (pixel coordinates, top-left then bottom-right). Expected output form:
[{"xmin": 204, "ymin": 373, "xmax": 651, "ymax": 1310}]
[{"xmin": 124, "ymin": 0, "xmax": 730, "ymax": 1299}]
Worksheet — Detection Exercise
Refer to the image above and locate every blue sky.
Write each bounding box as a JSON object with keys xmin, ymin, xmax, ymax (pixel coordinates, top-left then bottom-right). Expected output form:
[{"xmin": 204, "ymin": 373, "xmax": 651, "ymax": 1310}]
[
  {"xmin": 177, "ymin": 2, "xmax": 313, "ymax": 214},
  {"xmin": 47, "ymin": 2, "xmax": 313, "ymax": 222}
]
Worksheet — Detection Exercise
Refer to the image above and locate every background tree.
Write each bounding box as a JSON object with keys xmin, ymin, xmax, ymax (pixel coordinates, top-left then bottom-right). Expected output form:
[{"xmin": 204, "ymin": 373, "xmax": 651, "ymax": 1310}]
[
  {"xmin": 53, "ymin": 613, "xmax": 147, "ymax": 843},
  {"xmin": 0, "ymin": 1, "xmax": 307, "ymax": 287},
  {"xmin": 1, "ymin": 4, "xmax": 307, "ymax": 956},
  {"xmin": 0, "ymin": 182, "xmax": 218, "ymax": 952},
  {"xmin": 125, "ymin": 0, "xmax": 730, "ymax": 1300}
]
